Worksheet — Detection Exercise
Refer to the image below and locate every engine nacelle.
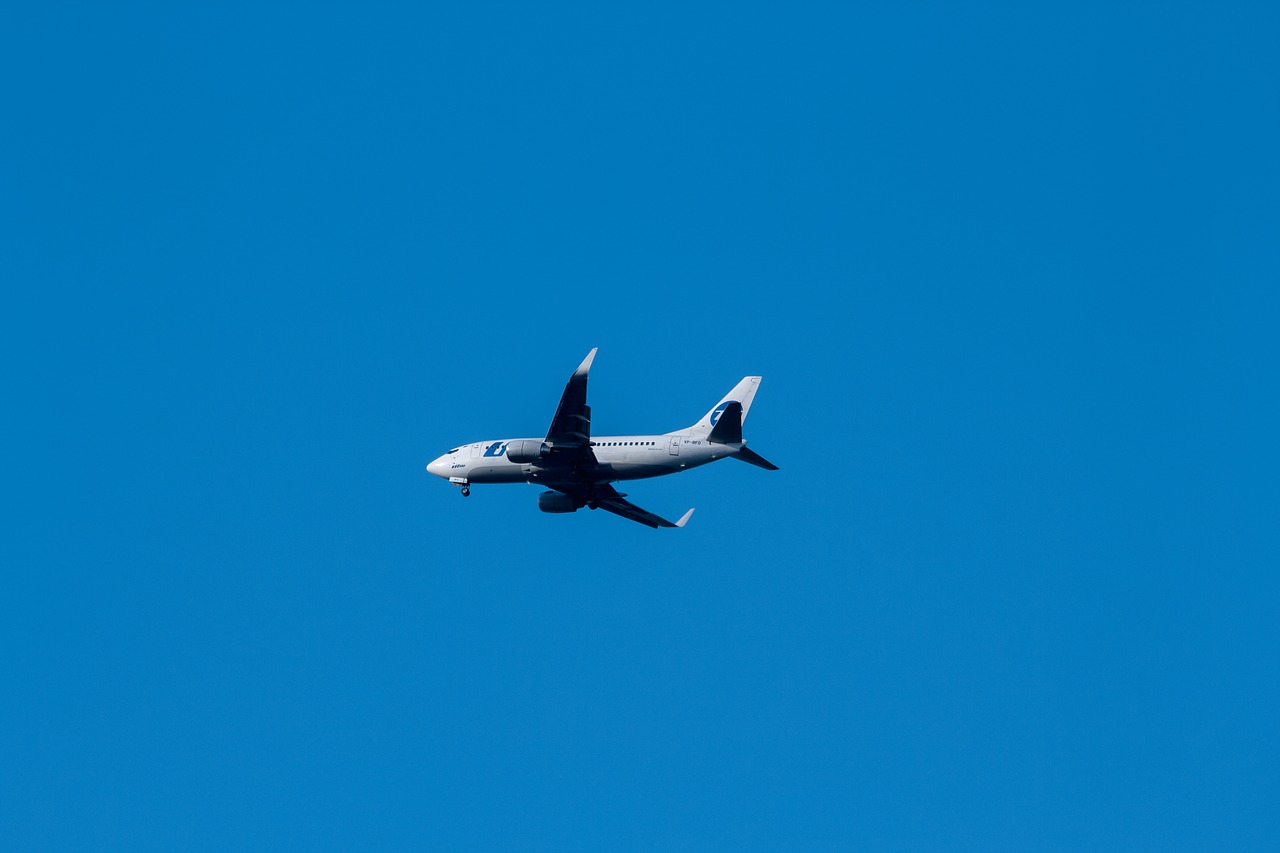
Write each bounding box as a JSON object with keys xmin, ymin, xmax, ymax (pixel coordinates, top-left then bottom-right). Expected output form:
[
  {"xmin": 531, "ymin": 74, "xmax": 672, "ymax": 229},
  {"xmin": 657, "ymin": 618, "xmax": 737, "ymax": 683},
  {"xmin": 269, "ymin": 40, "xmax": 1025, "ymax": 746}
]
[
  {"xmin": 507, "ymin": 440, "xmax": 549, "ymax": 464},
  {"xmin": 538, "ymin": 490, "xmax": 581, "ymax": 513}
]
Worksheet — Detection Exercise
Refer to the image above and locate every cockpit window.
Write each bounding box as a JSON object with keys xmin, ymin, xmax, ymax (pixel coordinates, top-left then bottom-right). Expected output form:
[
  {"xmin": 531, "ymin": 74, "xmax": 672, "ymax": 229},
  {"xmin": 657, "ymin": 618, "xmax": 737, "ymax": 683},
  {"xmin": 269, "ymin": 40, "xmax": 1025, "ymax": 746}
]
[{"xmin": 447, "ymin": 448, "xmax": 460, "ymax": 454}]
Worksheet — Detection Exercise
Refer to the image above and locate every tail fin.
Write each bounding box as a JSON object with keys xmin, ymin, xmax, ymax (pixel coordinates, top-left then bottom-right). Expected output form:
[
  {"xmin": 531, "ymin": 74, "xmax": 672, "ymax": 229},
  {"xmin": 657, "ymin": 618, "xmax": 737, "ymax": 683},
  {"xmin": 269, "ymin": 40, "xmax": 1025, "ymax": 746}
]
[{"xmin": 690, "ymin": 377, "xmax": 761, "ymax": 438}]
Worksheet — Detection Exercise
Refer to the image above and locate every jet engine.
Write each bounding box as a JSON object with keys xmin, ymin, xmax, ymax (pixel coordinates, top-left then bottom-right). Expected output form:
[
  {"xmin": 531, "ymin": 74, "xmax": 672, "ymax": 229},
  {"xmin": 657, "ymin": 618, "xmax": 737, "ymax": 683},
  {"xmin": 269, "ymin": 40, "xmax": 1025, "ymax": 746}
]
[
  {"xmin": 507, "ymin": 440, "xmax": 549, "ymax": 463},
  {"xmin": 538, "ymin": 490, "xmax": 580, "ymax": 513}
]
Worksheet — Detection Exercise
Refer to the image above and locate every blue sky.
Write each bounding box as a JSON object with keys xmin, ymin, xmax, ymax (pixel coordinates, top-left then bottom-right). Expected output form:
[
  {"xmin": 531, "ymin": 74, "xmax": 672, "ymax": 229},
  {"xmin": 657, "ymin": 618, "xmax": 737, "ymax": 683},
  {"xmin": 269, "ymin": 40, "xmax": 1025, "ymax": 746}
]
[{"xmin": 3, "ymin": 3, "xmax": 1278, "ymax": 850}]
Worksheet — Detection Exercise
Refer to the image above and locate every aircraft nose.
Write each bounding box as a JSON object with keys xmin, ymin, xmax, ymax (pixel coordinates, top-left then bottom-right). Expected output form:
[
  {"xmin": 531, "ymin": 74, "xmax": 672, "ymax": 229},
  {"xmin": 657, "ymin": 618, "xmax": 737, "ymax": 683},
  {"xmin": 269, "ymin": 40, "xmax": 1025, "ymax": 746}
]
[{"xmin": 426, "ymin": 456, "xmax": 449, "ymax": 478}]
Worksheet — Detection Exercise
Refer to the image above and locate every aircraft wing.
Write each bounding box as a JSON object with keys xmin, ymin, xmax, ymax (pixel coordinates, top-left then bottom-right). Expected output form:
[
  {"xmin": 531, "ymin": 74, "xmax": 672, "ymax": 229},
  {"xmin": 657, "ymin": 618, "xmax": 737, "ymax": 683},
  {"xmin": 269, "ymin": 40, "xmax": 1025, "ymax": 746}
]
[
  {"xmin": 592, "ymin": 484, "xmax": 695, "ymax": 529},
  {"xmin": 540, "ymin": 481, "xmax": 693, "ymax": 529},
  {"xmin": 538, "ymin": 350, "xmax": 691, "ymax": 529},
  {"xmin": 545, "ymin": 348, "xmax": 596, "ymax": 448}
]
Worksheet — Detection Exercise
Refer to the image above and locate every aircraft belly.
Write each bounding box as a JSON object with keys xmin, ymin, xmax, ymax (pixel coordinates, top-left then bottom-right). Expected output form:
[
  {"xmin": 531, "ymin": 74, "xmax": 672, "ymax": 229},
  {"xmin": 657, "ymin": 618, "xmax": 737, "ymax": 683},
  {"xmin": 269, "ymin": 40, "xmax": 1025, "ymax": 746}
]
[
  {"xmin": 468, "ymin": 465, "xmax": 526, "ymax": 483},
  {"xmin": 606, "ymin": 461, "xmax": 682, "ymax": 481}
]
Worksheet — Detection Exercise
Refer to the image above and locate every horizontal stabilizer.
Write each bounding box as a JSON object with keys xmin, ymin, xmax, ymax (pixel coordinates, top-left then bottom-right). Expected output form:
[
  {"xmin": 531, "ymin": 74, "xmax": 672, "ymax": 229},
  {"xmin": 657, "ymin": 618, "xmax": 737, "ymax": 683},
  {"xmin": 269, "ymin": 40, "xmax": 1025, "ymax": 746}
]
[
  {"xmin": 707, "ymin": 401, "xmax": 743, "ymax": 444},
  {"xmin": 734, "ymin": 446, "xmax": 779, "ymax": 471}
]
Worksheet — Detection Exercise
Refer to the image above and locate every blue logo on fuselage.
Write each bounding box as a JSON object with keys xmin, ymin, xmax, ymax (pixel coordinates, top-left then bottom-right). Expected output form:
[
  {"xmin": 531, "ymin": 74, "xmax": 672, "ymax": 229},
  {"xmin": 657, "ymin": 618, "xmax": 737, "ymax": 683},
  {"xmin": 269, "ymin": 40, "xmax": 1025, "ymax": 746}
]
[
  {"xmin": 483, "ymin": 441, "xmax": 508, "ymax": 457},
  {"xmin": 709, "ymin": 401, "xmax": 737, "ymax": 427}
]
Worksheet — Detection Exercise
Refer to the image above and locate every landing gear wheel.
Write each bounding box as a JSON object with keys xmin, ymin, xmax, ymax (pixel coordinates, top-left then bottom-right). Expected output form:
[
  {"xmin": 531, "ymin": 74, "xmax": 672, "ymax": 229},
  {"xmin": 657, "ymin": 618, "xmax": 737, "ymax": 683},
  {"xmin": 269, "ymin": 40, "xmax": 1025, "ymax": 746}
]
[{"xmin": 461, "ymin": 487, "xmax": 471, "ymax": 497}]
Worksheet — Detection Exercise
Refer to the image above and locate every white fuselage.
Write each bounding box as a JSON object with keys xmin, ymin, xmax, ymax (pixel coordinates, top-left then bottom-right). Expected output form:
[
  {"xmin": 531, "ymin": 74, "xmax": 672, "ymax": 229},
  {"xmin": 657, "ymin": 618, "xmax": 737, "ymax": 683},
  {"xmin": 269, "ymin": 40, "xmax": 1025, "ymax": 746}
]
[{"xmin": 425, "ymin": 432, "xmax": 741, "ymax": 486}]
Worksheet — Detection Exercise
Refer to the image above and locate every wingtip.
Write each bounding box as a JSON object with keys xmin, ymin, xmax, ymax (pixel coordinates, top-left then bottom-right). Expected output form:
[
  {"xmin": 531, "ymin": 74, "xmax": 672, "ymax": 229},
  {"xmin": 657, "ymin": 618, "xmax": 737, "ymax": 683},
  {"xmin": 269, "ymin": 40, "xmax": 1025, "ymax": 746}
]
[
  {"xmin": 674, "ymin": 508, "xmax": 695, "ymax": 528},
  {"xmin": 575, "ymin": 347, "xmax": 598, "ymax": 376}
]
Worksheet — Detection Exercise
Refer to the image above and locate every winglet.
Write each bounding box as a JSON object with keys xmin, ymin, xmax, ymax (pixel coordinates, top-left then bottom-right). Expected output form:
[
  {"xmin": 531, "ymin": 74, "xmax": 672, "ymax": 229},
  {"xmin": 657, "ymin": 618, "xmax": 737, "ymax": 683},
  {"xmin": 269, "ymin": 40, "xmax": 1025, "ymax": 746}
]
[
  {"xmin": 674, "ymin": 508, "xmax": 695, "ymax": 528},
  {"xmin": 574, "ymin": 347, "xmax": 598, "ymax": 377}
]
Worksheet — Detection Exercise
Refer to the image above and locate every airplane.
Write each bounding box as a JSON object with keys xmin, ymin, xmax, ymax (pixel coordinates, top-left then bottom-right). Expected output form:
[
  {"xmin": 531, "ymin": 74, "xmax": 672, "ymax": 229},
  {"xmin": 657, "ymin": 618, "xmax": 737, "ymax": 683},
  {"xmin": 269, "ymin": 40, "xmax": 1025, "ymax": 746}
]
[{"xmin": 425, "ymin": 348, "xmax": 778, "ymax": 528}]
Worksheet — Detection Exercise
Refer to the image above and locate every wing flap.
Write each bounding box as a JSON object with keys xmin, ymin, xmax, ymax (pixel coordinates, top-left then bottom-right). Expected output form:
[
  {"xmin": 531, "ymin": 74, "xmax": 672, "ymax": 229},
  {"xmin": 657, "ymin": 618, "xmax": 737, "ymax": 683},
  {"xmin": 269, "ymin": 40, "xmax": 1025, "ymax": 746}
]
[{"xmin": 707, "ymin": 400, "xmax": 743, "ymax": 444}]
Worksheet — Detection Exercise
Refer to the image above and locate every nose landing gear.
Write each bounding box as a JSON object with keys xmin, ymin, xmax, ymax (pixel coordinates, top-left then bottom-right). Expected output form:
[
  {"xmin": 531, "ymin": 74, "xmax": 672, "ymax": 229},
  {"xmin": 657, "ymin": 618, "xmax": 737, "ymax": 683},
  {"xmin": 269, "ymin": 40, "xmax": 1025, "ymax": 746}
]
[
  {"xmin": 449, "ymin": 476, "xmax": 470, "ymax": 497},
  {"xmin": 461, "ymin": 487, "xmax": 470, "ymax": 497}
]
